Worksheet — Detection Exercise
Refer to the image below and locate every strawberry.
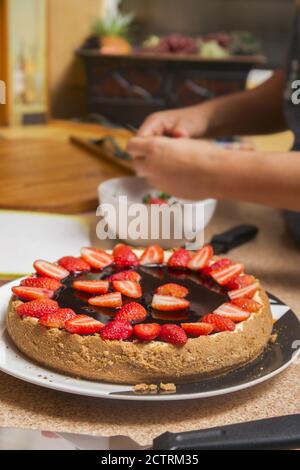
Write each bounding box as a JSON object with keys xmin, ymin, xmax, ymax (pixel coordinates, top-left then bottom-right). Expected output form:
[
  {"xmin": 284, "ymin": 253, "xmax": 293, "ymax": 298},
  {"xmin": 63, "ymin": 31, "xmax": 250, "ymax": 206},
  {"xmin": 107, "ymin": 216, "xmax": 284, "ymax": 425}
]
[
  {"xmin": 112, "ymin": 280, "xmax": 142, "ymax": 299},
  {"xmin": 73, "ymin": 280, "xmax": 109, "ymax": 294},
  {"xmin": 12, "ymin": 286, "xmax": 54, "ymax": 301},
  {"xmin": 213, "ymin": 303, "xmax": 250, "ymax": 322},
  {"xmin": 167, "ymin": 248, "xmax": 192, "ymax": 269},
  {"xmin": 133, "ymin": 323, "xmax": 161, "ymax": 341},
  {"xmin": 148, "ymin": 197, "xmax": 169, "ymax": 205},
  {"xmin": 65, "ymin": 315, "xmax": 104, "ymax": 335},
  {"xmin": 39, "ymin": 308, "xmax": 76, "ymax": 328},
  {"xmin": 58, "ymin": 256, "xmax": 90, "ymax": 273},
  {"xmin": 156, "ymin": 283, "xmax": 188, "ymax": 298},
  {"xmin": 88, "ymin": 292, "xmax": 122, "ymax": 308},
  {"xmin": 226, "ymin": 274, "xmax": 255, "ymax": 291},
  {"xmin": 115, "ymin": 302, "xmax": 147, "ymax": 323},
  {"xmin": 202, "ymin": 258, "xmax": 232, "ymax": 276},
  {"xmin": 159, "ymin": 324, "xmax": 188, "ymax": 345},
  {"xmin": 34, "ymin": 260, "xmax": 69, "ymax": 280},
  {"xmin": 232, "ymin": 298, "xmax": 261, "ymax": 313},
  {"xmin": 187, "ymin": 245, "xmax": 214, "ymax": 271},
  {"xmin": 202, "ymin": 313, "xmax": 235, "ymax": 332},
  {"xmin": 181, "ymin": 322, "xmax": 214, "ymax": 336},
  {"xmin": 210, "ymin": 263, "xmax": 244, "ymax": 286},
  {"xmin": 151, "ymin": 294, "xmax": 190, "ymax": 311},
  {"xmin": 107, "ymin": 270, "xmax": 141, "ymax": 283},
  {"xmin": 100, "ymin": 320, "xmax": 133, "ymax": 340},
  {"xmin": 80, "ymin": 247, "xmax": 113, "ymax": 270},
  {"xmin": 113, "ymin": 244, "xmax": 139, "ymax": 267},
  {"xmin": 140, "ymin": 245, "xmax": 164, "ymax": 265},
  {"xmin": 228, "ymin": 281, "xmax": 259, "ymax": 300},
  {"xmin": 16, "ymin": 298, "xmax": 59, "ymax": 318},
  {"xmin": 21, "ymin": 277, "xmax": 62, "ymax": 291}
]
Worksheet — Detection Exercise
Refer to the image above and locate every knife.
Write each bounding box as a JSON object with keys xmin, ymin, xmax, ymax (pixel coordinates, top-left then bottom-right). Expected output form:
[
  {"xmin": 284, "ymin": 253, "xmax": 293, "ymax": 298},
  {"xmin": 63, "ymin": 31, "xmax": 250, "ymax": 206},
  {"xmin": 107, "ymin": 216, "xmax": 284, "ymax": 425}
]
[{"xmin": 209, "ymin": 224, "xmax": 259, "ymax": 254}]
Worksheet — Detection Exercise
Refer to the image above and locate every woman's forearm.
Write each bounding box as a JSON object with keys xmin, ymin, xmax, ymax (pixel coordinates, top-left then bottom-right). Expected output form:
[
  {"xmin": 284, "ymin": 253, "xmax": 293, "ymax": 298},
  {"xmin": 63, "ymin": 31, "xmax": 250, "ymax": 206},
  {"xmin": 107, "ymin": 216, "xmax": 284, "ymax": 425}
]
[
  {"xmin": 194, "ymin": 70, "xmax": 287, "ymax": 138},
  {"xmin": 208, "ymin": 148, "xmax": 300, "ymax": 210}
]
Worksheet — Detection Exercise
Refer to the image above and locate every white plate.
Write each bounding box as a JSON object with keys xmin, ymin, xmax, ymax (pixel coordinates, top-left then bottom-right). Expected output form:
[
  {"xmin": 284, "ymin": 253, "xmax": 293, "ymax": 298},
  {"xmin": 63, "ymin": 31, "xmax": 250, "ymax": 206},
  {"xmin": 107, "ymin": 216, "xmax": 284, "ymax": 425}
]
[{"xmin": 0, "ymin": 278, "xmax": 299, "ymax": 401}]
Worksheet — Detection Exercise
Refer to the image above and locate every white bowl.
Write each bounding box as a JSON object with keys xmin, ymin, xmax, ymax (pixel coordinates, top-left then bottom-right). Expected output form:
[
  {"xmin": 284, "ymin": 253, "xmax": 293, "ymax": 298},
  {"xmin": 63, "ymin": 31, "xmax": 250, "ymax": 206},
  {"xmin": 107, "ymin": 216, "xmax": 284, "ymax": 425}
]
[{"xmin": 98, "ymin": 177, "xmax": 217, "ymax": 248}]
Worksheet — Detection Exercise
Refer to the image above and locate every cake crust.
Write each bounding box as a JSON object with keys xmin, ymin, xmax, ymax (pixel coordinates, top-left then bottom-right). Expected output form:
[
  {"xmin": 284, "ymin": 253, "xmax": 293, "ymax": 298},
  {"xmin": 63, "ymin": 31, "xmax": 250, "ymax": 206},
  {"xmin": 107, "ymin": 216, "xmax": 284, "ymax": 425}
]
[{"xmin": 6, "ymin": 287, "xmax": 273, "ymax": 384}]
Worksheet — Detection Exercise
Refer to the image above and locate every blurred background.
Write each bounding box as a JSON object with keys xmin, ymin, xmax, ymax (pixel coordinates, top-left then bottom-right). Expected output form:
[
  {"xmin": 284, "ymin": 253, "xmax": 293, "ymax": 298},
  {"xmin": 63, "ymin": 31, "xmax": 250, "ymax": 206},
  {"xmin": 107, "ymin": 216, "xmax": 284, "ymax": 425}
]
[{"xmin": 0, "ymin": 0, "xmax": 295, "ymax": 127}]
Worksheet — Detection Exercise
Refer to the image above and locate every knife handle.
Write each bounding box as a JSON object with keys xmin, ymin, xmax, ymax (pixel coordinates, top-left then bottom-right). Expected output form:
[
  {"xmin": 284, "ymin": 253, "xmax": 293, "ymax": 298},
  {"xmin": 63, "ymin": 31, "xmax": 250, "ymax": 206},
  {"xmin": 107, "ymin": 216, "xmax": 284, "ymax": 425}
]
[
  {"xmin": 210, "ymin": 224, "xmax": 258, "ymax": 254},
  {"xmin": 152, "ymin": 415, "xmax": 300, "ymax": 450}
]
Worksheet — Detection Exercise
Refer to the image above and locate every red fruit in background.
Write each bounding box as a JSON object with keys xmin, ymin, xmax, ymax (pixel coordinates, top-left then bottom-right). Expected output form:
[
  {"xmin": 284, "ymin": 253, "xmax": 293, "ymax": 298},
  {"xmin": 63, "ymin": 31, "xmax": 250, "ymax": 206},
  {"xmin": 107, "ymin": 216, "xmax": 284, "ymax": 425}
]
[
  {"xmin": 73, "ymin": 280, "xmax": 109, "ymax": 294},
  {"xmin": 202, "ymin": 313, "xmax": 235, "ymax": 332},
  {"xmin": 187, "ymin": 245, "xmax": 214, "ymax": 271},
  {"xmin": 115, "ymin": 302, "xmax": 147, "ymax": 323},
  {"xmin": 133, "ymin": 323, "xmax": 161, "ymax": 341},
  {"xmin": 159, "ymin": 324, "xmax": 188, "ymax": 345},
  {"xmin": 113, "ymin": 244, "xmax": 139, "ymax": 267},
  {"xmin": 39, "ymin": 308, "xmax": 76, "ymax": 328},
  {"xmin": 21, "ymin": 277, "xmax": 62, "ymax": 291},
  {"xmin": 16, "ymin": 299, "xmax": 59, "ymax": 318},
  {"xmin": 231, "ymin": 298, "xmax": 261, "ymax": 313},
  {"xmin": 100, "ymin": 320, "xmax": 133, "ymax": 340},
  {"xmin": 156, "ymin": 283, "xmax": 188, "ymax": 298},
  {"xmin": 226, "ymin": 274, "xmax": 255, "ymax": 290},
  {"xmin": 107, "ymin": 270, "xmax": 141, "ymax": 283},
  {"xmin": 167, "ymin": 248, "xmax": 192, "ymax": 268},
  {"xmin": 34, "ymin": 260, "xmax": 69, "ymax": 280},
  {"xmin": 148, "ymin": 197, "xmax": 169, "ymax": 205},
  {"xmin": 58, "ymin": 256, "xmax": 90, "ymax": 273},
  {"xmin": 151, "ymin": 294, "xmax": 190, "ymax": 311},
  {"xmin": 112, "ymin": 280, "xmax": 142, "ymax": 299},
  {"xmin": 12, "ymin": 286, "xmax": 54, "ymax": 301},
  {"xmin": 213, "ymin": 303, "xmax": 250, "ymax": 322},
  {"xmin": 65, "ymin": 315, "xmax": 104, "ymax": 335},
  {"xmin": 81, "ymin": 247, "xmax": 113, "ymax": 270},
  {"xmin": 140, "ymin": 245, "xmax": 164, "ymax": 265},
  {"xmin": 181, "ymin": 322, "xmax": 214, "ymax": 336},
  {"xmin": 88, "ymin": 292, "xmax": 122, "ymax": 308},
  {"xmin": 211, "ymin": 263, "xmax": 244, "ymax": 286}
]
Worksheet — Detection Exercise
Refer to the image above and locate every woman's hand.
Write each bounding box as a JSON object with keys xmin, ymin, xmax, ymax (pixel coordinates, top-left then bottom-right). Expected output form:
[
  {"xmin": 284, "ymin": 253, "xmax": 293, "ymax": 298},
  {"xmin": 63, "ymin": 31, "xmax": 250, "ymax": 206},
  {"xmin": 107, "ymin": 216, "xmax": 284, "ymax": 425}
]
[
  {"xmin": 127, "ymin": 136, "xmax": 219, "ymax": 200},
  {"xmin": 137, "ymin": 106, "xmax": 209, "ymax": 138}
]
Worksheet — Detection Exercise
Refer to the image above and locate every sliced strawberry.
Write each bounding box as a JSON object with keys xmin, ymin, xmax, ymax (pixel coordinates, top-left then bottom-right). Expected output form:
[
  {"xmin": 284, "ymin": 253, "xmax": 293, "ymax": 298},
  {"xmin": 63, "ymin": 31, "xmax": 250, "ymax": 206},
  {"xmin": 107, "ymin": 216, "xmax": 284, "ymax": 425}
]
[
  {"xmin": 213, "ymin": 303, "xmax": 250, "ymax": 322},
  {"xmin": 181, "ymin": 322, "xmax": 214, "ymax": 336},
  {"xmin": 167, "ymin": 248, "xmax": 192, "ymax": 269},
  {"xmin": 232, "ymin": 298, "xmax": 261, "ymax": 313},
  {"xmin": 159, "ymin": 324, "xmax": 188, "ymax": 345},
  {"xmin": 80, "ymin": 247, "xmax": 113, "ymax": 270},
  {"xmin": 112, "ymin": 280, "xmax": 142, "ymax": 299},
  {"xmin": 21, "ymin": 277, "xmax": 62, "ymax": 291},
  {"xmin": 58, "ymin": 256, "xmax": 90, "ymax": 273},
  {"xmin": 107, "ymin": 270, "xmax": 141, "ymax": 283},
  {"xmin": 34, "ymin": 260, "xmax": 69, "ymax": 280},
  {"xmin": 151, "ymin": 294, "xmax": 190, "ymax": 311},
  {"xmin": 140, "ymin": 245, "xmax": 164, "ymax": 265},
  {"xmin": 65, "ymin": 315, "xmax": 104, "ymax": 335},
  {"xmin": 88, "ymin": 292, "xmax": 122, "ymax": 308},
  {"xmin": 100, "ymin": 320, "xmax": 133, "ymax": 340},
  {"xmin": 210, "ymin": 263, "xmax": 244, "ymax": 286},
  {"xmin": 12, "ymin": 286, "xmax": 54, "ymax": 301},
  {"xmin": 133, "ymin": 323, "xmax": 161, "ymax": 341},
  {"xmin": 228, "ymin": 281, "xmax": 260, "ymax": 300},
  {"xmin": 202, "ymin": 258, "xmax": 232, "ymax": 276},
  {"xmin": 113, "ymin": 244, "xmax": 139, "ymax": 267},
  {"xmin": 187, "ymin": 245, "xmax": 214, "ymax": 271},
  {"xmin": 115, "ymin": 302, "xmax": 147, "ymax": 323},
  {"xmin": 73, "ymin": 280, "xmax": 109, "ymax": 295},
  {"xmin": 156, "ymin": 283, "xmax": 188, "ymax": 298},
  {"xmin": 16, "ymin": 299, "xmax": 59, "ymax": 318},
  {"xmin": 226, "ymin": 274, "xmax": 255, "ymax": 291},
  {"xmin": 202, "ymin": 313, "xmax": 235, "ymax": 332},
  {"xmin": 39, "ymin": 308, "xmax": 76, "ymax": 328}
]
